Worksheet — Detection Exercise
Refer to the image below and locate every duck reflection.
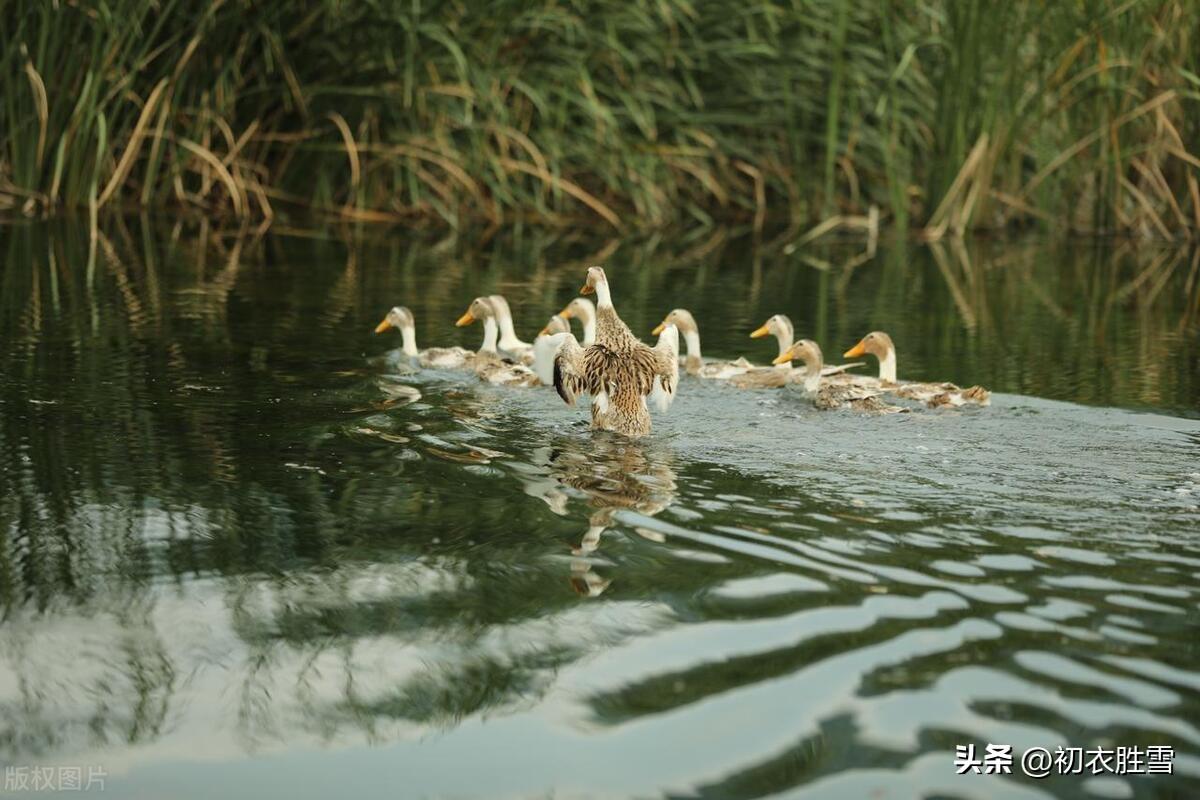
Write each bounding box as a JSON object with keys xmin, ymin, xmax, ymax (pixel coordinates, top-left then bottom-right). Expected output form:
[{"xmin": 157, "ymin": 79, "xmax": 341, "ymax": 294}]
[{"xmin": 526, "ymin": 434, "xmax": 677, "ymax": 597}]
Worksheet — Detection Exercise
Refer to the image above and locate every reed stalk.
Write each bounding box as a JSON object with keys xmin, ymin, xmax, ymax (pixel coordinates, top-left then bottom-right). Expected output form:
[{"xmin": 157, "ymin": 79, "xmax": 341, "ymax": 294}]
[{"xmin": 0, "ymin": 0, "xmax": 1196, "ymax": 237}]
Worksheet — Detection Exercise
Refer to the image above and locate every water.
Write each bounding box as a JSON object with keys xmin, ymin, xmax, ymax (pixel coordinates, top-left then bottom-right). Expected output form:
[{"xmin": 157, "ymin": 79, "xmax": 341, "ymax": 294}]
[{"xmin": 1, "ymin": 221, "xmax": 1198, "ymax": 799}]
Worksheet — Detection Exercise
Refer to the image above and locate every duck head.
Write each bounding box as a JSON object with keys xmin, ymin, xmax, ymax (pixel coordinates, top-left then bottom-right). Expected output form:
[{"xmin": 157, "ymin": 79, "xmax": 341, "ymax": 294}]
[
  {"xmin": 456, "ymin": 296, "xmax": 494, "ymax": 327},
  {"xmin": 652, "ymin": 308, "xmax": 697, "ymax": 337},
  {"xmin": 455, "ymin": 297, "xmax": 500, "ymax": 354},
  {"xmin": 556, "ymin": 297, "xmax": 597, "ymax": 344},
  {"xmin": 579, "ymin": 266, "xmax": 612, "ymax": 307},
  {"xmin": 375, "ymin": 306, "xmax": 413, "ymax": 334},
  {"xmin": 374, "ymin": 306, "xmax": 418, "ymax": 356},
  {"xmin": 538, "ymin": 313, "xmax": 571, "ymax": 337},
  {"xmin": 750, "ymin": 314, "xmax": 795, "ymax": 365},
  {"xmin": 774, "ymin": 338, "xmax": 823, "ymax": 391},
  {"xmin": 844, "ymin": 331, "xmax": 896, "ymax": 382}
]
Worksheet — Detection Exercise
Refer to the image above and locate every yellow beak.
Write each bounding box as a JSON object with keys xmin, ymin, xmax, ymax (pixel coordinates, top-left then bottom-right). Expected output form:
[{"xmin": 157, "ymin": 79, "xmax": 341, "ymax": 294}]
[
  {"xmin": 538, "ymin": 325, "xmax": 551, "ymax": 336},
  {"xmin": 750, "ymin": 323, "xmax": 770, "ymax": 338},
  {"xmin": 772, "ymin": 350, "xmax": 793, "ymax": 365},
  {"xmin": 651, "ymin": 321, "xmax": 666, "ymax": 335},
  {"xmin": 557, "ymin": 305, "xmax": 574, "ymax": 319},
  {"xmin": 374, "ymin": 319, "xmax": 393, "ymax": 334},
  {"xmin": 455, "ymin": 310, "xmax": 476, "ymax": 327},
  {"xmin": 844, "ymin": 340, "xmax": 867, "ymax": 358},
  {"xmin": 579, "ymin": 283, "xmax": 594, "ymax": 295}
]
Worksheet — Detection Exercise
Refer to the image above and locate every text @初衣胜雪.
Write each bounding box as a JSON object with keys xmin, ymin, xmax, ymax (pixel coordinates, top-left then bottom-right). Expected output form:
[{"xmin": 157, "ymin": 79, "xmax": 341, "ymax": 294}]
[{"xmin": 954, "ymin": 744, "xmax": 1173, "ymax": 778}]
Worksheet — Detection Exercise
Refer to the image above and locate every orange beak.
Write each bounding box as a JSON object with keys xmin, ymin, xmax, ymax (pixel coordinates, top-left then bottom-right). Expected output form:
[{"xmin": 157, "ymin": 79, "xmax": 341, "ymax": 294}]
[
  {"xmin": 651, "ymin": 321, "xmax": 666, "ymax": 335},
  {"xmin": 455, "ymin": 310, "xmax": 476, "ymax": 327},
  {"xmin": 557, "ymin": 305, "xmax": 574, "ymax": 319},
  {"xmin": 844, "ymin": 339, "xmax": 867, "ymax": 358},
  {"xmin": 374, "ymin": 318, "xmax": 394, "ymax": 334},
  {"xmin": 579, "ymin": 283, "xmax": 594, "ymax": 295},
  {"xmin": 538, "ymin": 325, "xmax": 551, "ymax": 336},
  {"xmin": 750, "ymin": 323, "xmax": 770, "ymax": 339},
  {"xmin": 772, "ymin": 349, "xmax": 793, "ymax": 365}
]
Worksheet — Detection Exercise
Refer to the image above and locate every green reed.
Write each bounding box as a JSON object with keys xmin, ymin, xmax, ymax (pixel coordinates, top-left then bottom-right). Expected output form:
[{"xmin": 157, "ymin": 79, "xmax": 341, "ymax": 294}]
[{"xmin": 1, "ymin": 0, "xmax": 1197, "ymax": 236}]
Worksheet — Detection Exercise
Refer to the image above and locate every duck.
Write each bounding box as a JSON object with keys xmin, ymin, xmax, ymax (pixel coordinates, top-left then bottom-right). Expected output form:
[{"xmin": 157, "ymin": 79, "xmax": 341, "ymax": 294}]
[
  {"xmin": 373, "ymin": 306, "xmax": 474, "ymax": 369},
  {"xmin": 723, "ymin": 314, "xmax": 795, "ymax": 388},
  {"xmin": 730, "ymin": 314, "xmax": 865, "ymax": 389},
  {"xmin": 650, "ymin": 308, "xmax": 753, "ymax": 379},
  {"xmin": 844, "ymin": 331, "xmax": 990, "ymax": 407},
  {"xmin": 556, "ymin": 297, "xmax": 597, "ymax": 346},
  {"xmin": 551, "ymin": 267, "xmax": 679, "ymax": 437},
  {"xmin": 532, "ymin": 314, "xmax": 572, "ymax": 385},
  {"xmin": 455, "ymin": 297, "xmax": 540, "ymax": 387},
  {"xmin": 774, "ymin": 340, "xmax": 905, "ymax": 413},
  {"xmin": 487, "ymin": 294, "xmax": 534, "ymax": 361}
]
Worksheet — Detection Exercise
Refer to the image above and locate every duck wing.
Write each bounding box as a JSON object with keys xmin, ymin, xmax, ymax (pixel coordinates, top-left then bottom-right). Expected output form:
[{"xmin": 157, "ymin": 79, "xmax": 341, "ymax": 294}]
[
  {"xmin": 552, "ymin": 334, "xmax": 591, "ymax": 406},
  {"xmin": 649, "ymin": 324, "xmax": 679, "ymax": 412},
  {"xmin": 821, "ymin": 361, "xmax": 865, "ymax": 376}
]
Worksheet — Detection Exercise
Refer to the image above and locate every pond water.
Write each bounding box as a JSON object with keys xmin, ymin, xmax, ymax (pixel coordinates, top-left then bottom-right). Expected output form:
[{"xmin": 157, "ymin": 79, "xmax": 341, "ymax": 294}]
[{"xmin": 1, "ymin": 221, "xmax": 1198, "ymax": 799}]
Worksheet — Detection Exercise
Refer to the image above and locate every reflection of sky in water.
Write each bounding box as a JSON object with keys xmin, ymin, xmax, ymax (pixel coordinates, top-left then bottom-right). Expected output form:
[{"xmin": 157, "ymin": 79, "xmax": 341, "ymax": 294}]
[{"xmin": 1, "ymin": 223, "xmax": 1198, "ymax": 798}]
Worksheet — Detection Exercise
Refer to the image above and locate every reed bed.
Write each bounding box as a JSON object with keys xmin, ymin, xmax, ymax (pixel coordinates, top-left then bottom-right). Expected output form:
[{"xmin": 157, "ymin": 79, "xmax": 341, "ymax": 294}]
[{"xmin": 1, "ymin": 0, "xmax": 1198, "ymax": 237}]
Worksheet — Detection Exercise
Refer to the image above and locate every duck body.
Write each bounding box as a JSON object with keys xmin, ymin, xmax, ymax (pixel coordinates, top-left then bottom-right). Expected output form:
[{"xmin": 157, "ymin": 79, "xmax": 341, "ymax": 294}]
[
  {"xmin": 812, "ymin": 381, "xmax": 905, "ymax": 414},
  {"xmin": 888, "ymin": 380, "xmax": 991, "ymax": 407},
  {"xmin": 474, "ymin": 351, "xmax": 540, "ymax": 387},
  {"xmin": 728, "ymin": 366, "xmax": 791, "ymax": 389},
  {"xmin": 553, "ymin": 268, "xmax": 678, "ymax": 437},
  {"xmin": 418, "ymin": 345, "xmax": 474, "ymax": 369}
]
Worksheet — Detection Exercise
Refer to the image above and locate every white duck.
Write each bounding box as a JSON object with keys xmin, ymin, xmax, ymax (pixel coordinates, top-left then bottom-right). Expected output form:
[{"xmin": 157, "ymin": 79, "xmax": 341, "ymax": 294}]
[
  {"xmin": 728, "ymin": 314, "xmax": 801, "ymax": 388},
  {"xmin": 731, "ymin": 314, "xmax": 864, "ymax": 389},
  {"xmin": 775, "ymin": 339, "xmax": 905, "ymax": 413},
  {"xmin": 455, "ymin": 297, "xmax": 540, "ymax": 387},
  {"xmin": 650, "ymin": 308, "xmax": 753, "ymax": 379},
  {"xmin": 374, "ymin": 306, "xmax": 473, "ymax": 369},
  {"xmin": 844, "ymin": 331, "xmax": 990, "ymax": 407}
]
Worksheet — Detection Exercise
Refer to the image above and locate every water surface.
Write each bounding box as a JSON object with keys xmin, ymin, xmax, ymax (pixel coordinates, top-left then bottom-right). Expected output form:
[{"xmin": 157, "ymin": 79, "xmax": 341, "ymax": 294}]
[{"xmin": 1, "ymin": 222, "xmax": 1198, "ymax": 799}]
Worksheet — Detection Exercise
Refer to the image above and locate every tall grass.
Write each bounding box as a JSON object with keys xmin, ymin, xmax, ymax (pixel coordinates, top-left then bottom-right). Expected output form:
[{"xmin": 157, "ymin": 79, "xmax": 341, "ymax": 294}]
[{"xmin": 1, "ymin": 0, "xmax": 1198, "ymax": 236}]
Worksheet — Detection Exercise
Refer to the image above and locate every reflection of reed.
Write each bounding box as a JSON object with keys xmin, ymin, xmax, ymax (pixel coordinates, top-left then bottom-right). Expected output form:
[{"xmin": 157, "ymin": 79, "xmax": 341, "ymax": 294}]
[
  {"xmin": 0, "ymin": 222, "xmax": 395, "ymax": 758},
  {"xmin": 840, "ymin": 236, "xmax": 1198, "ymax": 409},
  {"xmin": 0, "ymin": 593, "xmax": 175, "ymax": 757}
]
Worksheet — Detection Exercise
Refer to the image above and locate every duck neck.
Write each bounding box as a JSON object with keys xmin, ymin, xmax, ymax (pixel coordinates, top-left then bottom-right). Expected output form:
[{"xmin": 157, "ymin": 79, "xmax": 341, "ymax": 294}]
[
  {"xmin": 878, "ymin": 348, "xmax": 897, "ymax": 383},
  {"xmin": 683, "ymin": 329, "xmax": 702, "ymax": 361},
  {"xmin": 400, "ymin": 324, "xmax": 419, "ymax": 357},
  {"xmin": 497, "ymin": 309, "xmax": 523, "ymax": 350},
  {"xmin": 581, "ymin": 308, "xmax": 597, "ymax": 346},
  {"xmin": 593, "ymin": 279, "xmax": 612, "ymax": 310},
  {"xmin": 803, "ymin": 359, "xmax": 823, "ymax": 392},
  {"xmin": 479, "ymin": 318, "xmax": 499, "ymax": 354},
  {"xmin": 774, "ymin": 326, "xmax": 794, "ymax": 369}
]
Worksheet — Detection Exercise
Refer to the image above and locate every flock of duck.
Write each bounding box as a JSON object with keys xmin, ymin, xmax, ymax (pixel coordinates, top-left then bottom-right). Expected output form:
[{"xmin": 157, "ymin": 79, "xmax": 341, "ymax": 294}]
[{"xmin": 374, "ymin": 266, "xmax": 989, "ymax": 437}]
